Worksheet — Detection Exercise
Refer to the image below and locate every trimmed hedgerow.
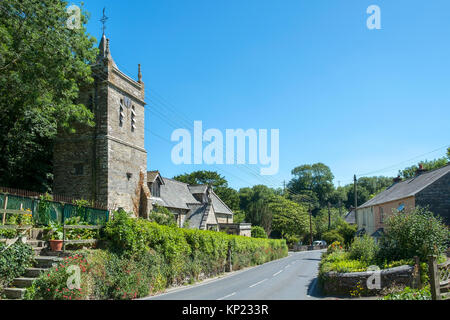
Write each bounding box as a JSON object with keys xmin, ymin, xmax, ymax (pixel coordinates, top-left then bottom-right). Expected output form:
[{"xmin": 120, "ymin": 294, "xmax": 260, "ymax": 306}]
[{"xmin": 26, "ymin": 211, "xmax": 287, "ymax": 300}]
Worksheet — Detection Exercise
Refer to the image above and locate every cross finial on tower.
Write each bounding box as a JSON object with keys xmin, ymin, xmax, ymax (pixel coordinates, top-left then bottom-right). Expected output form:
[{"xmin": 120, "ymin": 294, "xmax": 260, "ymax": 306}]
[{"xmin": 100, "ymin": 7, "xmax": 108, "ymax": 35}]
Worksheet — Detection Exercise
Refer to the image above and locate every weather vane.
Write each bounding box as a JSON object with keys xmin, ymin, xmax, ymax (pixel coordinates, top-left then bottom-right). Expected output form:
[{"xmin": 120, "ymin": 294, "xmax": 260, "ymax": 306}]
[{"xmin": 100, "ymin": 7, "xmax": 108, "ymax": 35}]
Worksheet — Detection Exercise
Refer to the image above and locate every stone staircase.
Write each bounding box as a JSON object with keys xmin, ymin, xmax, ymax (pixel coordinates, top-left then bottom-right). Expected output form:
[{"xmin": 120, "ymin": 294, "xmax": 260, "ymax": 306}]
[{"xmin": 2, "ymin": 232, "xmax": 63, "ymax": 300}]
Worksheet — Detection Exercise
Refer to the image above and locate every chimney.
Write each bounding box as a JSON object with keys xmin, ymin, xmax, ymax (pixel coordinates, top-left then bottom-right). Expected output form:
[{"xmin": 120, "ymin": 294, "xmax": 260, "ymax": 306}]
[
  {"xmin": 393, "ymin": 175, "xmax": 402, "ymax": 183},
  {"xmin": 416, "ymin": 163, "xmax": 427, "ymax": 176}
]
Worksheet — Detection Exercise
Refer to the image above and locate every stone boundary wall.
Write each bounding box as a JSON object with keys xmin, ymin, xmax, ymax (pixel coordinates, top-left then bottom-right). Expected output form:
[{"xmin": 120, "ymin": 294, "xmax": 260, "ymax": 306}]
[{"xmin": 320, "ymin": 265, "xmax": 415, "ymax": 296}]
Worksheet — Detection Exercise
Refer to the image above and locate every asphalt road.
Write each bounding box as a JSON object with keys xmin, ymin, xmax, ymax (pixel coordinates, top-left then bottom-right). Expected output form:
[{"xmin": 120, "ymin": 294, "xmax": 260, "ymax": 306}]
[{"xmin": 144, "ymin": 250, "xmax": 324, "ymax": 300}]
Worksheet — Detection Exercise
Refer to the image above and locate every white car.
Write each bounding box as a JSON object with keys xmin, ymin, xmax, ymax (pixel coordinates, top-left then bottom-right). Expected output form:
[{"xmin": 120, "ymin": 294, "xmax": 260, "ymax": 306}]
[{"xmin": 313, "ymin": 240, "xmax": 327, "ymax": 246}]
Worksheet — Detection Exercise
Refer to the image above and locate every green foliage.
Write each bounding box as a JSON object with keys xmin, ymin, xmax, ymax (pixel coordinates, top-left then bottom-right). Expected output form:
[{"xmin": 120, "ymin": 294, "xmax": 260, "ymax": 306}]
[
  {"xmin": 322, "ymin": 230, "xmax": 344, "ymax": 245},
  {"xmin": 25, "ymin": 253, "xmax": 90, "ymax": 300},
  {"xmin": 400, "ymin": 158, "xmax": 449, "ymax": 179},
  {"xmin": 104, "ymin": 210, "xmax": 288, "ymax": 287},
  {"xmin": 319, "ymin": 251, "xmax": 368, "ymax": 274},
  {"xmin": 43, "ymin": 221, "xmax": 63, "ymax": 241},
  {"xmin": 382, "ymin": 286, "xmax": 431, "ymax": 300},
  {"xmin": 378, "ymin": 207, "xmax": 450, "ymax": 262},
  {"xmin": 0, "ymin": 228, "xmax": 17, "ymax": 239},
  {"xmin": 36, "ymin": 194, "xmax": 53, "ymax": 226},
  {"xmin": 0, "ymin": 0, "xmax": 98, "ymax": 192},
  {"xmin": 270, "ymin": 195, "xmax": 309, "ymax": 239},
  {"xmin": 251, "ymin": 226, "xmax": 268, "ymax": 239},
  {"xmin": 149, "ymin": 205, "xmax": 177, "ymax": 227},
  {"xmin": 0, "ymin": 242, "xmax": 34, "ymax": 290},
  {"xmin": 288, "ymin": 163, "xmax": 334, "ymax": 208},
  {"xmin": 348, "ymin": 235, "xmax": 379, "ymax": 264},
  {"xmin": 239, "ymin": 185, "xmax": 276, "ymax": 233},
  {"xmin": 232, "ymin": 211, "xmax": 246, "ymax": 224},
  {"xmin": 336, "ymin": 223, "xmax": 357, "ymax": 247}
]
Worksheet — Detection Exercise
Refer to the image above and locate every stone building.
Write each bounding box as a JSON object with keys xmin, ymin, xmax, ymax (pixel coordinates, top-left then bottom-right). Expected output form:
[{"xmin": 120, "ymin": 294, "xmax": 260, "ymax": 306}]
[
  {"xmin": 53, "ymin": 33, "xmax": 151, "ymax": 216},
  {"xmin": 148, "ymin": 171, "xmax": 250, "ymax": 236},
  {"xmin": 356, "ymin": 164, "xmax": 450, "ymax": 239}
]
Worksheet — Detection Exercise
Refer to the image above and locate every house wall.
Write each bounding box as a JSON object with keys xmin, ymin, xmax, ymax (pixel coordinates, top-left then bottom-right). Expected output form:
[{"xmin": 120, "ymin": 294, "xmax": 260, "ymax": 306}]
[
  {"xmin": 373, "ymin": 196, "xmax": 415, "ymax": 231},
  {"xmin": 416, "ymin": 172, "xmax": 450, "ymax": 225},
  {"xmin": 356, "ymin": 206, "xmax": 375, "ymax": 236},
  {"xmin": 216, "ymin": 213, "xmax": 233, "ymax": 224}
]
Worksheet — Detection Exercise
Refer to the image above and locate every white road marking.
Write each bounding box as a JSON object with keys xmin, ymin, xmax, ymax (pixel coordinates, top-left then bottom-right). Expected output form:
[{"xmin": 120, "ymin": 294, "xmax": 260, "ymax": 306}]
[
  {"xmin": 273, "ymin": 270, "xmax": 283, "ymax": 277},
  {"xmin": 285, "ymin": 265, "xmax": 290, "ymax": 269},
  {"xmin": 217, "ymin": 292, "xmax": 236, "ymax": 300},
  {"xmin": 249, "ymin": 279, "xmax": 268, "ymax": 288}
]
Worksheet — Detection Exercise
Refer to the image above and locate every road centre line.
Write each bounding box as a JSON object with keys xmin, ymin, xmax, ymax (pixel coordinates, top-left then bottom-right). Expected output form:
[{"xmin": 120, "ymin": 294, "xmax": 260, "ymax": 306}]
[
  {"xmin": 217, "ymin": 292, "xmax": 236, "ymax": 300},
  {"xmin": 273, "ymin": 270, "xmax": 283, "ymax": 277},
  {"xmin": 249, "ymin": 279, "xmax": 268, "ymax": 288}
]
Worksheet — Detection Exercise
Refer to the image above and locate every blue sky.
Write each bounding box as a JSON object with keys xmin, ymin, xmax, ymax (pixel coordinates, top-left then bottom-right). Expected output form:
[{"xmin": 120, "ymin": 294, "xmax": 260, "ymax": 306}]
[{"xmin": 78, "ymin": 0, "xmax": 449, "ymax": 190}]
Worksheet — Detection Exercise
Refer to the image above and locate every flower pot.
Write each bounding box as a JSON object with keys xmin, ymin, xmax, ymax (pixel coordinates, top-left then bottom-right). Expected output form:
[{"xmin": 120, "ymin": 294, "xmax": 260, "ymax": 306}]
[{"xmin": 49, "ymin": 240, "xmax": 63, "ymax": 252}]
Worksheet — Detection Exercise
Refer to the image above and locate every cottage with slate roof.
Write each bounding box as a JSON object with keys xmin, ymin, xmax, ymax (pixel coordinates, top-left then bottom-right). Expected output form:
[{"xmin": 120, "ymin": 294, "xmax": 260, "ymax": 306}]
[
  {"xmin": 356, "ymin": 164, "xmax": 450, "ymax": 239},
  {"xmin": 147, "ymin": 171, "xmax": 251, "ymax": 235}
]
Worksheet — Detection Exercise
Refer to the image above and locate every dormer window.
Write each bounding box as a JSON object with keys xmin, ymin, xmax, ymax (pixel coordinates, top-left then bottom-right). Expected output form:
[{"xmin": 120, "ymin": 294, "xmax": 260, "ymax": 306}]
[
  {"xmin": 151, "ymin": 181, "xmax": 160, "ymax": 198},
  {"xmin": 131, "ymin": 106, "xmax": 136, "ymax": 132}
]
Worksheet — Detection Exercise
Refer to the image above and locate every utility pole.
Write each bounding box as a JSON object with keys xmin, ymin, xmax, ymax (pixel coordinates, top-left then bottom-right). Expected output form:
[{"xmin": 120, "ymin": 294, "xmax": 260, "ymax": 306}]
[
  {"xmin": 354, "ymin": 174, "xmax": 358, "ymax": 226},
  {"xmin": 309, "ymin": 205, "xmax": 313, "ymax": 246},
  {"xmin": 283, "ymin": 180, "xmax": 286, "ymax": 195},
  {"xmin": 328, "ymin": 202, "xmax": 331, "ymax": 230}
]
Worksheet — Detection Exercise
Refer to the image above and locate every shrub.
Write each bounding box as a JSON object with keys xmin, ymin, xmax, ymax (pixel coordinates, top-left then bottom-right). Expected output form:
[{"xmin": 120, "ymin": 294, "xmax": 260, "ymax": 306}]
[
  {"xmin": 149, "ymin": 205, "xmax": 177, "ymax": 227},
  {"xmin": 25, "ymin": 253, "xmax": 91, "ymax": 300},
  {"xmin": 327, "ymin": 241, "xmax": 344, "ymax": 254},
  {"xmin": 251, "ymin": 226, "xmax": 267, "ymax": 239},
  {"xmin": 322, "ymin": 230, "xmax": 344, "ymax": 245},
  {"xmin": 0, "ymin": 242, "xmax": 34, "ymax": 291},
  {"xmin": 378, "ymin": 207, "xmax": 450, "ymax": 262},
  {"xmin": 336, "ymin": 223, "xmax": 357, "ymax": 247},
  {"xmin": 348, "ymin": 235, "xmax": 379, "ymax": 264},
  {"xmin": 382, "ymin": 286, "xmax": 431, "ymax": 300}
]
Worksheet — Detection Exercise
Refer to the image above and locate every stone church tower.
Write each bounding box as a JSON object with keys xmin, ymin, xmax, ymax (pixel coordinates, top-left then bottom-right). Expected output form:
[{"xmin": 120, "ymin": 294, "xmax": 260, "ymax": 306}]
[{"xmin": 53, "ymin": 33, "xmax": 151, "ymax": 216}]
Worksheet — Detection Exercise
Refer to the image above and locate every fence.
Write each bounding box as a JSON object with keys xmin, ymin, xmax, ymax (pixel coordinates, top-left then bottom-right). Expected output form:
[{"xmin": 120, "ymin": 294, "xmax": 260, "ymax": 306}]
[
  {"xmin": 0, "ymin": 190, "xmax": 109, "ymax": 227},
  {"xmin": 428, "ymin": 255, "xmax": 450, "ymax": 300}
]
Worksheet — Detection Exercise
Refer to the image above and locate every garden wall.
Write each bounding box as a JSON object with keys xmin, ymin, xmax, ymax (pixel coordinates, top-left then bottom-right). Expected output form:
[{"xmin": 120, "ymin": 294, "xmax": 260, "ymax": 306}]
[
  {"xmin": 292, "ymin": 244, "xmax": 327, "ymax": 252},
  {"xmin": 320, "ymin": 265, "xmax": 415, "ymax": 296}
]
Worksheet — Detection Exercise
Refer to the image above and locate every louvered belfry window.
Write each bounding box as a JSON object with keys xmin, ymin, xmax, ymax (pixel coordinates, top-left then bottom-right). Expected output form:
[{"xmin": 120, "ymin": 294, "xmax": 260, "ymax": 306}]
[
  {"xmin": 119, "ymin": 99, "xmax": 125, "ymax": 127},
  {"xmin": 131, "ymin": 106, "xmax": 136, "ymax": 132}
]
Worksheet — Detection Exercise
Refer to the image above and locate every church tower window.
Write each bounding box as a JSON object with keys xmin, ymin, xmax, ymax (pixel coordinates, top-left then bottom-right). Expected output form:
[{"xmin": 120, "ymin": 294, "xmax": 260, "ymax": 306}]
[
  {"xmin": 131, "ymin": 106, "xmax": 136, "ymax": 132},
  {"xmin": 119, "ymin": 99, "xmax": 125, "ymax": 127}
]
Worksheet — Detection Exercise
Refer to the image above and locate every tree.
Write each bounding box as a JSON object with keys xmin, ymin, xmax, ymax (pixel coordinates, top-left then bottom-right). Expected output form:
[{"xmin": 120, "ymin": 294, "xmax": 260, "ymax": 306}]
[
  {"xmin": 251, "ymin": 226, "xmax": 268, "ymax": 239},
  {"xmin": 400, "ymin": 157, "xmax": 449, "ymax": 179},
  {"xmin": 288, "ymin": 163, "xmax": 334, "ymax": 208},
  {"xmin": 0, "ymin": 0, "xmax": 97, "ymax": 191},
  {"xmin": 238, "ymin": 185, "xmax": 276, "ymax": 234},
  {"xmin": 173, "ymin": 171, "xmax": 227, "ymax": 188},
  {"xmin": 214, "ymin": 186, "xmax": 240, "ymax": 212},
  {"xmin": 149, "ymin": 205, "xmax": 177, "ymax": 227},
  {"xmin": 270, "ymin": 195, "xmax": 309, "ymax": 240}
]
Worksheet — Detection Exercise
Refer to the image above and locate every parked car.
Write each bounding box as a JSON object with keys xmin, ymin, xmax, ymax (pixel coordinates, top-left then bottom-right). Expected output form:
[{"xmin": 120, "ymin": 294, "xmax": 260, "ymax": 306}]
[{"xmin": 313, "ymin": 240, "xmax": 327, "ymax": 246}]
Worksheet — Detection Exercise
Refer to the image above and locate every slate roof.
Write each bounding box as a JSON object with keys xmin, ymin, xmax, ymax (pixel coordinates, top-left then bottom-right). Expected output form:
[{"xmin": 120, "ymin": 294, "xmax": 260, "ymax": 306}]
[
  {"xmin": 344, "ymin": 210, "xmax": 356, "ymax": 224},
  {"xmin": 358, "ymin": 164, "xmax": 450, "ymax": 209},
  {"xmin": 186, "ymin": 203, "xmax": 209, "ymax": 229},
  {"xmin": 148, "ymin": 172, "xmax": 234, "ymax": 216},
  {"xmin": 210, "ymin": 192, "xmax": 233, "ymax": 215},
  {"xmin": 158, "ymin": 178, "xmax": 200, "ymax": 210}
]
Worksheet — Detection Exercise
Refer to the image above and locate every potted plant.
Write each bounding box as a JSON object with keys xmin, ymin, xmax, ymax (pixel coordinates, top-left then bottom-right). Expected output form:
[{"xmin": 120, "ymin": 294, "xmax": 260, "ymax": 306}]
[{"xmin": 44, "ymin": 221, "xmax": 64, "ymax": 251}]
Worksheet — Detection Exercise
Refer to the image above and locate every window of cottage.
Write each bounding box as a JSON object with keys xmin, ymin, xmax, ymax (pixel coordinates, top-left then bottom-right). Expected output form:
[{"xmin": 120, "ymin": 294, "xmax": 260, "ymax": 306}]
[{"xmin": 380, "ymin": 207, "xmax": 384, "ymax": 223}]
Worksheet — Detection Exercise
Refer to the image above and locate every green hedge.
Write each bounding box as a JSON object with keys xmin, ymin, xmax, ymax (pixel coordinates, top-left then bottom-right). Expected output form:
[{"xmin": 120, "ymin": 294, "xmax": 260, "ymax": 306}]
[
  {"xmin": 104, "ymin": 211, "xmax": 288, "ymax": 285},
  {"xmin": 26, "ymin": 211, "xmax": 288, "ymax": 300}
]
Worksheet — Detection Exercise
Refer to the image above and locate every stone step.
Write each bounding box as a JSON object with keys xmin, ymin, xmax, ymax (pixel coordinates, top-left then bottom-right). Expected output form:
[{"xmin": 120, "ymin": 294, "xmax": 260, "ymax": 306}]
[
  {"xmin": 12, "ymin": 277, "xmax": 36, "ymax": 288},
  {"xmin": 27, "ymin": 240, "xmax": 46, "ymax": 248},
  {"xmin": 34, "ymin": 256, "xmax": 63, "ymax": 268},
  {"xmin": 2, "ymin": 288, "xmax": 26, "ymax": 300},
  {"xmin": 24, "ymin": 267, "xmax": 47, "ymax": 278}
]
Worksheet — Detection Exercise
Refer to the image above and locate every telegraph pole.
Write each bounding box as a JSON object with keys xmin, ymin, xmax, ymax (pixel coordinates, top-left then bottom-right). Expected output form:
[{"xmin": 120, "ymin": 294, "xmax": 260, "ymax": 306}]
[
  {"xmin": 309, "ymin": 205, "xmax": 313, "ymax": 246},
  {"xmin": 354, "ymin": 174, "xmax": 358, "ymax": 225},
  {"xmin": 328, "ymin": 202, "xmax": 331, "ymax": 230}
]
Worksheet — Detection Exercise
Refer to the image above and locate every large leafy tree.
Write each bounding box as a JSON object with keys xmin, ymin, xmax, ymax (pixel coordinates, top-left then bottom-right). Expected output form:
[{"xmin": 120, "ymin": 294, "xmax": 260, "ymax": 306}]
[
  {"xmin": 238, "ymin": 185, "xmax": 276, "ymax": 234},
  {"xmin": 270, "ymin": 195, "xmax": 309, "ymax": 239},
  {"xmin": 287, "ymin": 163, "xmax": 334, "ymax": 208},
  {"xmin": 0, "ymin": 0, "xmax": 97, "ymax": 191}
]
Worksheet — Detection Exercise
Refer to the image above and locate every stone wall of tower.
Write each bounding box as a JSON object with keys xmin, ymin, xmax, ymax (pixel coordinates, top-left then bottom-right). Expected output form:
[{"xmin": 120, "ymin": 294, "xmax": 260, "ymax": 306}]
[
  {"xmin": 53, "ymin": 35, "xmax": 150, "ymax": 216},
  {"xmin": 104, "ymin": 65, "xmax": 147, "ymax": 215}
]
